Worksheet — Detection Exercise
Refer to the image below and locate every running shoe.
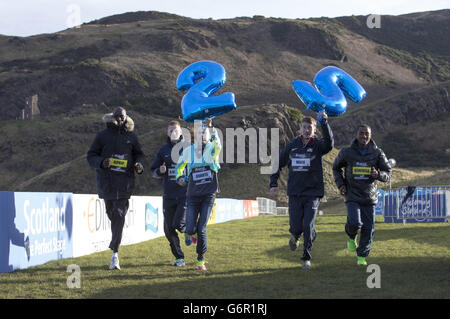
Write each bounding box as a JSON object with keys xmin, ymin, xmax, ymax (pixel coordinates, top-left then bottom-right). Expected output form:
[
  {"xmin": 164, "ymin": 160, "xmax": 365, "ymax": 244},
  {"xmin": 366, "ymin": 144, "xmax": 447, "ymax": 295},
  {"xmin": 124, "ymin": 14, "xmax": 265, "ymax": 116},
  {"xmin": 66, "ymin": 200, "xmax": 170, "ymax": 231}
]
[
  {"xmin": 289, "ymin": 235, "xmax": 300, "ymax": 251},
  {"xmin": 357, "ymin": 256, "xmax": 368, "ymax": 266},
  {"xmin": 172, "ymin": 258, "xmax": 186, "ymax": 267},
  {"xmin": 109, "ymin": 254, "xmax": 120, "ymax": 270},
  {"xmin": 347, "ymin": 237, "xmax": 357, "ymax": 252},
  {"xmin": 301, "ymin": 259, "xmax": 311, "ymax": 270},
  {"xmin": 196, "ymin": 260, "xmax": 207, "ymax": 271}
]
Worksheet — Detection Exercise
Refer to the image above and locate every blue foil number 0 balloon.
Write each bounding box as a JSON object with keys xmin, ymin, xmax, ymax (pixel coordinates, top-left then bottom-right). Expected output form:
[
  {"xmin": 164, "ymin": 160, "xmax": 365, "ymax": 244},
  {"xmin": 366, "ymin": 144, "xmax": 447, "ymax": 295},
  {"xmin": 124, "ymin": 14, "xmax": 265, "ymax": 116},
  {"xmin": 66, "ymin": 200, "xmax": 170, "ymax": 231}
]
[
  {"xmin": 292, "ymin": 66, "xmax": 366, "ymax": 116},
  {"xmin": 176, "ymin": 61, "xmax": 237, "ymax": 123}
]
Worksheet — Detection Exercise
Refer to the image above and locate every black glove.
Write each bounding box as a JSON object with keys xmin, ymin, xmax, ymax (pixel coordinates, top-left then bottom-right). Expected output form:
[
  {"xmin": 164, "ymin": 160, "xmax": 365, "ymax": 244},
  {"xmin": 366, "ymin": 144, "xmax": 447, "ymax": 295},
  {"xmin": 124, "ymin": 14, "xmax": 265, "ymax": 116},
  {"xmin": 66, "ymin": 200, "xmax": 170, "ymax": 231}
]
[{"xmin": 101, "ymin": 158, "xmax": 110, "ymax": 169}]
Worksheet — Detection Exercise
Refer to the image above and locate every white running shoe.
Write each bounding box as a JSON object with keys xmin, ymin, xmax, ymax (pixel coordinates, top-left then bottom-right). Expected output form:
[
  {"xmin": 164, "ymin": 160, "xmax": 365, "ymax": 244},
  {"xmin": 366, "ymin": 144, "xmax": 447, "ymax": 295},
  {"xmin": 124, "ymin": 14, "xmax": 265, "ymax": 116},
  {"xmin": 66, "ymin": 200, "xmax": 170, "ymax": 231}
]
[
  {"xmin": 172, "ymin": 258, "xmax": 186, "ymax": 266},
  {"xmin": 301, "ymin": 259, "xmax": 311, "ymax": 270},
  {"xmin": 110, "ymin": 254, "xmax": 120, "ymax": 270}
]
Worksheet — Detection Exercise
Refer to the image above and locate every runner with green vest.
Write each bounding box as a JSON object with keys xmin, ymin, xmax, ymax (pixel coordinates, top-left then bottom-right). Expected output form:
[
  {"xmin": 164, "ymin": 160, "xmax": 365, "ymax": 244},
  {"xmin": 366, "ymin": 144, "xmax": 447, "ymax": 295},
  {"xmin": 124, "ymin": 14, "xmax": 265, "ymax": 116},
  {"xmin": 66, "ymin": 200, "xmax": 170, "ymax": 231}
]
[{"xmin": 175, "ymin": 118, "xmax": 221, "ymax": 271}]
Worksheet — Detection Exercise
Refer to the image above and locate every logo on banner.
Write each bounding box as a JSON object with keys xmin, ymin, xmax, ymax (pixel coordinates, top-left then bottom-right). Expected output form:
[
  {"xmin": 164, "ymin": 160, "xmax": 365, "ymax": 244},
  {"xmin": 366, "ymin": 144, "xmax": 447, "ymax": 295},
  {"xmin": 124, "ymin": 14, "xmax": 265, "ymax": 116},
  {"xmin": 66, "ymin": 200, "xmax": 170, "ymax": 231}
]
[
  {"xmin": 22, "ymin": 197, "xmax": 71, "ymax": 258},
  {"xmin": 84, "ymin": 197, "xmax": 109, "ymax": 233},
  {"xmin": 401, "ymin": 197, "xmax": 432, "ymax": 220},
  {"xmin": 2, "ymin": 192, "xmax": 74, "ymax": 273},
  {"xmin": 145, "ymin": 203, "xmax": 158, "ymax": 233}
]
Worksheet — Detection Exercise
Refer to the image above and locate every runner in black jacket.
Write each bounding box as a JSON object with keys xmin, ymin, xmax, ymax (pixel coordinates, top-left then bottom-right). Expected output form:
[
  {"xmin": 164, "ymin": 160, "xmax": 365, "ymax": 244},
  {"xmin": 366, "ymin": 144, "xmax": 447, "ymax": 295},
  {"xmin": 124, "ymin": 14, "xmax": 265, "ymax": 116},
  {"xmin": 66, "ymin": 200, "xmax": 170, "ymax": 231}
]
[
  {"xmin": 332, "ymin": 124, "xmax": 391, "ymax": 266},
  {"xmin": 87, "ymin": 107, "xmax": 145, "ymax": 270},
  {"xmin": 270, "ymin": 111, "xmax": 334, "ymax": 269},
  {"xmin": 150, "ymin": 120, "xmax": 188, "ymax": 267}
]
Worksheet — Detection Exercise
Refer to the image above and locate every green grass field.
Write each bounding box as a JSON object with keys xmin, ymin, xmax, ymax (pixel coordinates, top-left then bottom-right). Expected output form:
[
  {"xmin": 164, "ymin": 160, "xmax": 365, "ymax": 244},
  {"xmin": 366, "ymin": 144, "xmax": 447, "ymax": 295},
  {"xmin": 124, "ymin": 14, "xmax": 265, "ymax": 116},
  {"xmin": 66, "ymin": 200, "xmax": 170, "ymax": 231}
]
[{"xmin": 1, "ymin": 200, "xmax": 449, "ymax": 299}]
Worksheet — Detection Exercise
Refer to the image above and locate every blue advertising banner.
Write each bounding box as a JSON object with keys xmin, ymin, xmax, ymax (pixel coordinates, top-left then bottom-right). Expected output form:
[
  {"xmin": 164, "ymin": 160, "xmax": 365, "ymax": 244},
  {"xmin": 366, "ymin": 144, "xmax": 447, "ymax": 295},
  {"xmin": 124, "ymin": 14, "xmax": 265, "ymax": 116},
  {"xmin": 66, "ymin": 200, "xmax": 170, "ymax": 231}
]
[
  {"xmin": 215, "ymin": 199, "xmax": 244, "ymax": 224},
  {"xmin": 384, "ymin": 188, "xmax": 447, "ymax": 223},
  {"xmin": 375, "ymin": 190, "xmax": 384, "ymax": 215},
  {"xmin": 0, "ymin": 192, "xmax": 73, "ymax": 273}
]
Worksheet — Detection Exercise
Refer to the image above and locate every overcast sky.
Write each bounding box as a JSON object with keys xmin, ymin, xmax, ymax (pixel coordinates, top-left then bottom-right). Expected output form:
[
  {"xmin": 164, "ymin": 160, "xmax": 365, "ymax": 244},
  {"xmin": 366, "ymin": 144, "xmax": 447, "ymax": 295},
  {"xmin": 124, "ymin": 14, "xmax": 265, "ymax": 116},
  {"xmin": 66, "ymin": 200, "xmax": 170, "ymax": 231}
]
[{"xmin": 0, "ymin": 0, "xmax": 449, "ymax": 37}]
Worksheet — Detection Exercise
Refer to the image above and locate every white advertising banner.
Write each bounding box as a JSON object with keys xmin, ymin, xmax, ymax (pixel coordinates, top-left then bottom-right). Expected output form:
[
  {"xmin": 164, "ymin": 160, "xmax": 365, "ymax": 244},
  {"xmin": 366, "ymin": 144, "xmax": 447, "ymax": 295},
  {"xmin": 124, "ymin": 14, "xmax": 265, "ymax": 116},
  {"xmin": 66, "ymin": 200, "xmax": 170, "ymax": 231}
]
[{"xmin": 72, "ymin": 194, "xmax": 164, "ymax": 257}]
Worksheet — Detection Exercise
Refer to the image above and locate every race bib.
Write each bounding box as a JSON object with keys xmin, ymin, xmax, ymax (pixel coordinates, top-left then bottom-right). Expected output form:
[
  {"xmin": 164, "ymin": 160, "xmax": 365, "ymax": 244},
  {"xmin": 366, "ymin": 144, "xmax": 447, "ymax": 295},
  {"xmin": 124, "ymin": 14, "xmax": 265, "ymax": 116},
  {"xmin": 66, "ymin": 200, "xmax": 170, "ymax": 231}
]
[
  {"xmin": 168, "ymin": 168, "xmax": 176, "ymax": 180},
  {"xmin": 352, "ymin": 162, "xmax": 370, "ymax": 180},
  {"xmin": 292, "ymin": 158, "xmax": 310, "ymax": 167},
  {"xmin": 187, "ymin": 166, "xmax": 218, "ymax": 197},
  {"xmin": 110, "ymin": 155, "xmax": 128, "ymax": 173},
  {"xmin": 291, "ymin": 153, "xmax": 311, "ymax": 172},
  {"xmin": 352, "ymin": 166, "xmax": 371, "ymax": 175},
  {"xmin": 110, "ymin": 158, "xmax": 128, "ymax": 168},
  {"xmin": 192, "ymin": 168, "xmax": 213, "ymax": 185}
]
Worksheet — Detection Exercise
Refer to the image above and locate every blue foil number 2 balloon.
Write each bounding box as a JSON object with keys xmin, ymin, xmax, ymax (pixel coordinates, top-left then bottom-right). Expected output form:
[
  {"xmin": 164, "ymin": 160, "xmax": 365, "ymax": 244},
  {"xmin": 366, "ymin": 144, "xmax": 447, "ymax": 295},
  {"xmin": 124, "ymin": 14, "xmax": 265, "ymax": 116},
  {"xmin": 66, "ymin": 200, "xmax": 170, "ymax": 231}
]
[
  {"xmin": 176, "ymin": 60, "xmax": 237, "ymax": 123},
  {"xmin": 292, "ymin": 66, "xmax": 366, "ymax": 117}
]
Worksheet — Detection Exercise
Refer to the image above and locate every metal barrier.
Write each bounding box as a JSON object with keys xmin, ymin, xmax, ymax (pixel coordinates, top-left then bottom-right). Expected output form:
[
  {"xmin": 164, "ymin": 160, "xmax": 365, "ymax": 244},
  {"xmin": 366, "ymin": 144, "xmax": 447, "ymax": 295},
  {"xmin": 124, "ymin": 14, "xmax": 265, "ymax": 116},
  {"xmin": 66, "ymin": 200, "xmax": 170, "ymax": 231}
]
[
  {"xmin": 256, "ymin": 197, "xmax": 277, "ymax": 215},
  {"xmin": 276, "ymin": 207, "xmax": 289, "ymax": 215},
  {"xmin": 383, "ymin": 185, "xmax": 450, "ymax": 224}
]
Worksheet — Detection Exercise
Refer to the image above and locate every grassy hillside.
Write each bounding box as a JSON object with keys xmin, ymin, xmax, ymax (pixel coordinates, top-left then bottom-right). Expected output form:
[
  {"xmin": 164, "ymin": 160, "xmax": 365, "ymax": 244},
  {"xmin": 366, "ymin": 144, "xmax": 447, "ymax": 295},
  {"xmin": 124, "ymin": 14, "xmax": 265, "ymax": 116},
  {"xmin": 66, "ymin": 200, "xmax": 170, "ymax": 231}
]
[
  {"xmin": 335, "ymin": 10, "xmax": 450, "ymax": 82},
  {"xmin": 2, "ymin": 10, "xmax": 448, "ymax": 121},
  {"xmin": 330, "ymin": 81, "xmax": 450, "ymax": 167}
]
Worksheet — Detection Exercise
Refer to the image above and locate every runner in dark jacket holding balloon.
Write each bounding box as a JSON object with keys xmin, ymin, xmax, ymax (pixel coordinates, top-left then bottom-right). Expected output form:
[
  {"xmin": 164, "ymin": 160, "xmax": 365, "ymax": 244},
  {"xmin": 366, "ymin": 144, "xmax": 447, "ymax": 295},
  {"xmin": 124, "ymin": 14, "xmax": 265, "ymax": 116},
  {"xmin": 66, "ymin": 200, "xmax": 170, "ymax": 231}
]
[
  {"xmin": 332, "ymin": 124, "xmax": 391, "ymax": 266},
  {"xmin": 175, "ymin": 118, "xmax": 221, "ymax": 271},
  {"xmin": 87, "ymin": 107, "xmax": 145, "ymax": 270},
  {"xmin": 270, "ymin": 111, "xmax": 334, "ymax": 270}
]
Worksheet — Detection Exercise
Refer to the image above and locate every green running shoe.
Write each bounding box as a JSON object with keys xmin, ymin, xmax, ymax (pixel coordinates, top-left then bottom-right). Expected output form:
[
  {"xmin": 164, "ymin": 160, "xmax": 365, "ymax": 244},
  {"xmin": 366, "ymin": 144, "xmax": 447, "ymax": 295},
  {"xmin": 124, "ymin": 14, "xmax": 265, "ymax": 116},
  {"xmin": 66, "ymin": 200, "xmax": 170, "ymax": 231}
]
[
  {"xmin": 357, "ymin": 256, "xmax": 367, "ymax": 266},
  {"xmin": 289, "ymin": 235, "xmax": 300, "ymax": 251},
  {"xmin": 347, "ymin": 237, "xmax": 357, "ymax": 252},
  {"xmin": 196, "ymin": 260, "xmax": 207, "ymax": 271}
]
